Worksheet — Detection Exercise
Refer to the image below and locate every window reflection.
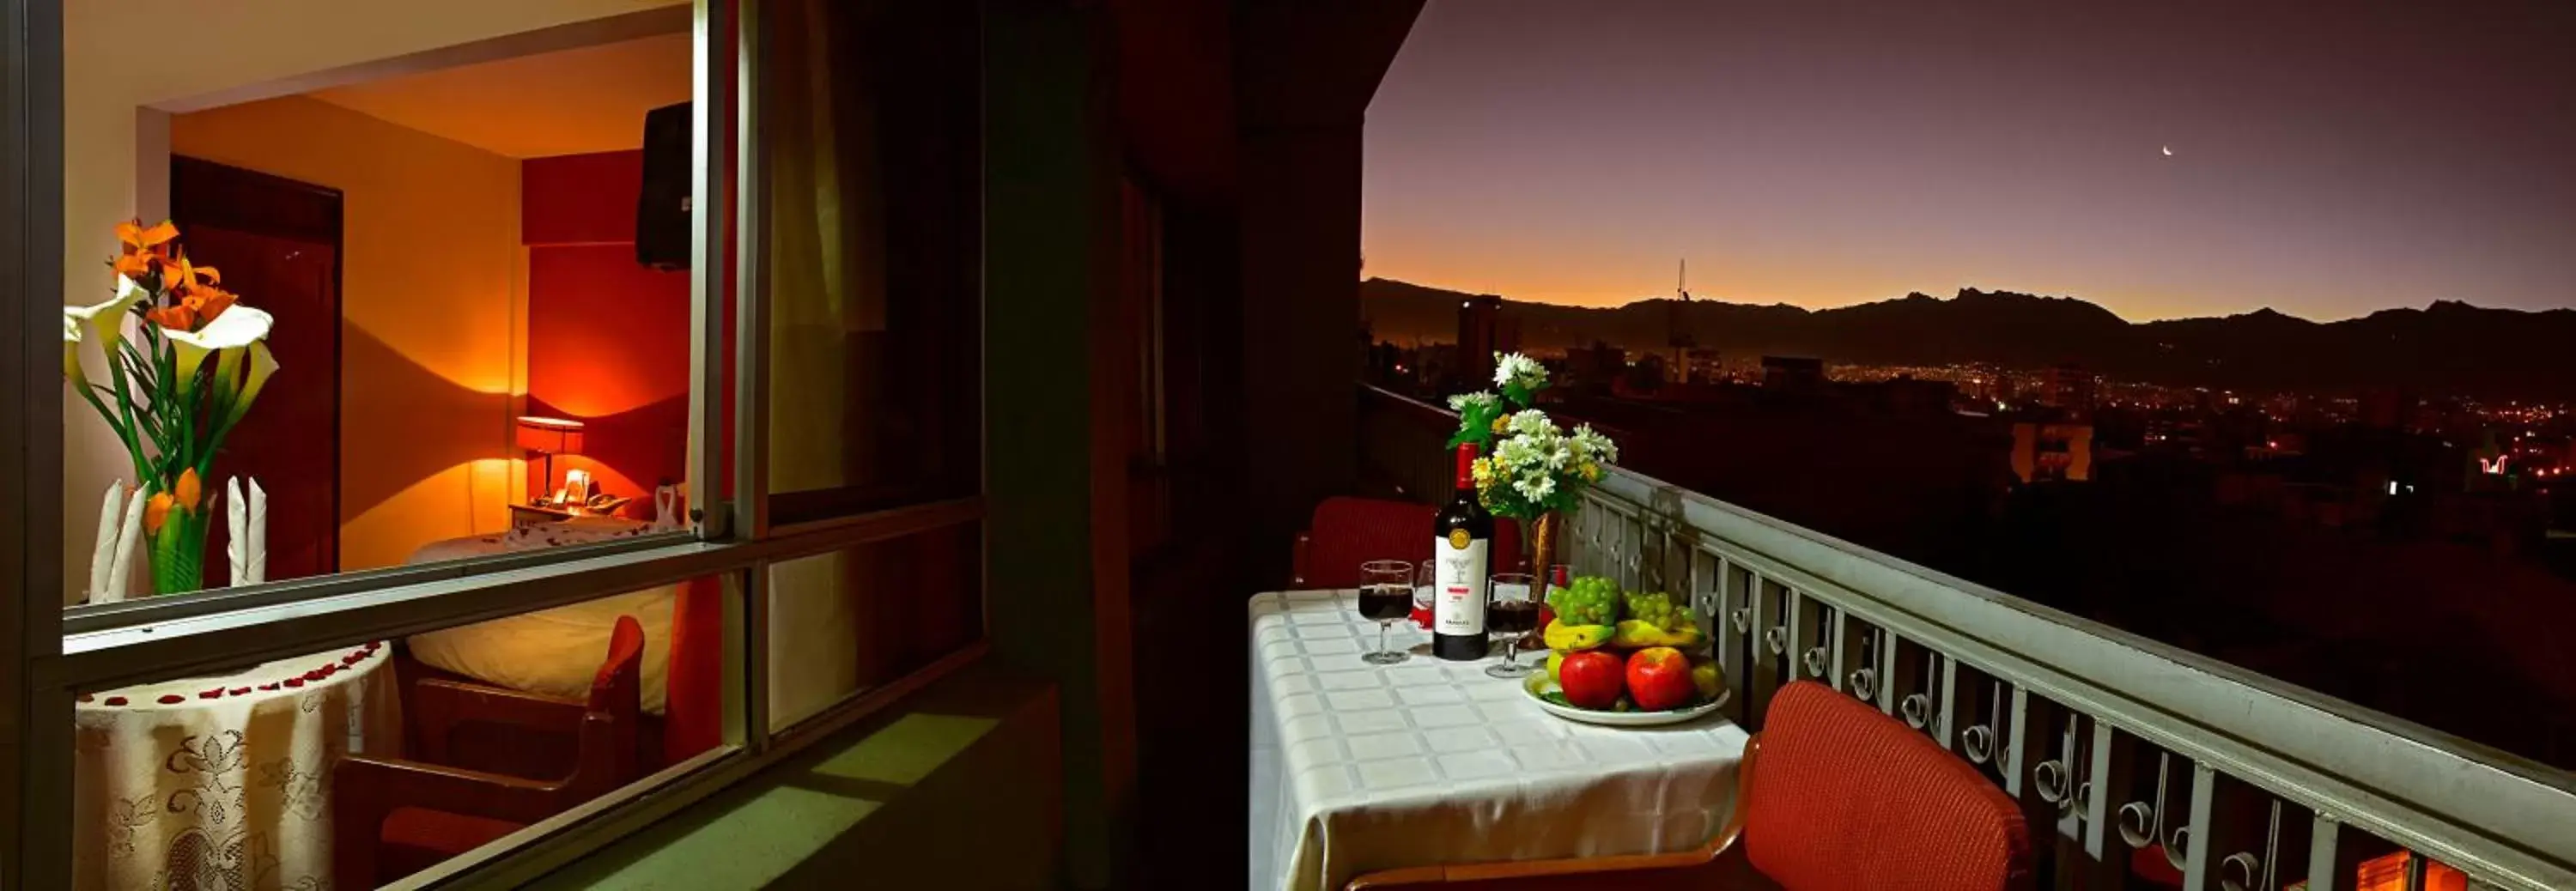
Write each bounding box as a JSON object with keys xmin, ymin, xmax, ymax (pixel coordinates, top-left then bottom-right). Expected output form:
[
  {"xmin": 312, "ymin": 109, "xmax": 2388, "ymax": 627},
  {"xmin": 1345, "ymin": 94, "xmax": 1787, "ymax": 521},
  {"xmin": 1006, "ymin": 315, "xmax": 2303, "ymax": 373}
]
[
  {"xmin": 73, "ymin": 573, "xmax": 733, "ymax": 889},
  {"xmin": 761, "ymin": 0, "xmax": 981, "ymax": 524},
  {"xmin": 768, "ymin": 522, "xmax": 983, "ymax": 731}
]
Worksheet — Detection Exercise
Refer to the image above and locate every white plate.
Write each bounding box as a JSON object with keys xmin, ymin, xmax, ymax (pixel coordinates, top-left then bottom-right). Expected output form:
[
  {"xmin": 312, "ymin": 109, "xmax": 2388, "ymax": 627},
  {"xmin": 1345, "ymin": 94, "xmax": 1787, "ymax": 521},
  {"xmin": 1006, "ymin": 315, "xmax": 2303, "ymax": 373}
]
[{"xmin": 1522, "ymin": 675, "xmax": 1730, "ymax": 727}]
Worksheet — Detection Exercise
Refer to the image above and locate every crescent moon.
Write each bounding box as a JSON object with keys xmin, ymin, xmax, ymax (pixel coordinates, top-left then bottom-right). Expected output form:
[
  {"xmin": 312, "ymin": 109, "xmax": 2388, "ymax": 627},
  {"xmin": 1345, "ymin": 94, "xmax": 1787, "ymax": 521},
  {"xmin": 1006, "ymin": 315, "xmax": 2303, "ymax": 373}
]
[{"xmin": 2161, "ymin": 146, "xmax": 2174, "ymax": 156}]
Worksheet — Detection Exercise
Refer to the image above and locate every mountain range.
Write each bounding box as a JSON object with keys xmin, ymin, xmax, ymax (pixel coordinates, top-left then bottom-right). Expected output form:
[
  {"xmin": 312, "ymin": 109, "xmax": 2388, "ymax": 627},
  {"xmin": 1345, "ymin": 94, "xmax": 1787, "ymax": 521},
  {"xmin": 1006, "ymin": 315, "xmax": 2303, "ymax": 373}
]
[{"xmin": 1361, "ymin": 277, "xmax": 2576, "ymax": 400}]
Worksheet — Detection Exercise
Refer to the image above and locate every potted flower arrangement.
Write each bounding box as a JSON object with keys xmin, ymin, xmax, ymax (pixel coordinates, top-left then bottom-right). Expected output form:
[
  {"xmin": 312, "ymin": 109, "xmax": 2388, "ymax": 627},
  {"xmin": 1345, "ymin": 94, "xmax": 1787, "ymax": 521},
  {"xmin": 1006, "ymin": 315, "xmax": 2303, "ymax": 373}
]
[
  {"xmin": 62, "ymin": 220, "xmax": 278, "ymax": 597},
  {"xmin": 1448, "ymin": 352, "xmax": 1618, "ymax": 579}
]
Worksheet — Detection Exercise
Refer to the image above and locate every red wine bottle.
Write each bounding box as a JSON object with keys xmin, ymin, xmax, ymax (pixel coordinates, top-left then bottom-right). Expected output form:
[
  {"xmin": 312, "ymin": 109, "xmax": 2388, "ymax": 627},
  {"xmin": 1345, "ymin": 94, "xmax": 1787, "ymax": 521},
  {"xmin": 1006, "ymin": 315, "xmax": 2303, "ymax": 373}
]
[{"xmin": 1432, "ymin": 443, "xmax": 1493, "ymax": 660}]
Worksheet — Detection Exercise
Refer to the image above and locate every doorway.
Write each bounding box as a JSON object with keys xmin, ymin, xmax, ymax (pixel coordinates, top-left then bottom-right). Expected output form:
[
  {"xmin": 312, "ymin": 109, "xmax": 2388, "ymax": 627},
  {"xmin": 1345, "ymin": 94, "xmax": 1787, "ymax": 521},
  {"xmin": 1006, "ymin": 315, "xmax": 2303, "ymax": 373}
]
[{"xmin": 170, "ymin": 155, "xmax": 343, "ymax": 581}]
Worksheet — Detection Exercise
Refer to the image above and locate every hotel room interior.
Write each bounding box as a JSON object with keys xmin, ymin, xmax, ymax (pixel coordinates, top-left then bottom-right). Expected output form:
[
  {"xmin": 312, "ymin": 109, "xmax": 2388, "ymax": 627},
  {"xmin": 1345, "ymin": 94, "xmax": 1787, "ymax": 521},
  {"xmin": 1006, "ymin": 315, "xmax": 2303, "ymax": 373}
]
[{"xmin": 44, "ymin": 2, "xmax": 989, "ymax": 887}]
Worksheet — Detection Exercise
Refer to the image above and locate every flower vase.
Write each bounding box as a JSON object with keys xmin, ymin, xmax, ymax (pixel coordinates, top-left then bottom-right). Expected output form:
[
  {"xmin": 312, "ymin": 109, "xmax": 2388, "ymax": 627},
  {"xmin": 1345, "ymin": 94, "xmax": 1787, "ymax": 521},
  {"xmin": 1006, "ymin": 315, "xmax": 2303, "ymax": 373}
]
[
  {"xmin": 1528, "ymin": 510, "xmax": 1561, "ymax": 582},
  {"xmin": 148, "ymin": 502, "xmax": 210, "ymax": 595}
]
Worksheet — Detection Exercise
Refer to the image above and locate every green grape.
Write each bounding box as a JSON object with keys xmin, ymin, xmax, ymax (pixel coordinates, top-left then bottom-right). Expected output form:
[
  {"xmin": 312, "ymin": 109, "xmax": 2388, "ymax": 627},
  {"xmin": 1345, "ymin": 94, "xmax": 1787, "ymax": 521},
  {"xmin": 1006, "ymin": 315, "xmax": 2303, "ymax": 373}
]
[
  {"xmin": 1548, "ymin": 575, "xmax": 1624, "ymax": 626},
  {"xmin": 1622, "ymin": 590, "xmax": 1689, "ymax": 631}
]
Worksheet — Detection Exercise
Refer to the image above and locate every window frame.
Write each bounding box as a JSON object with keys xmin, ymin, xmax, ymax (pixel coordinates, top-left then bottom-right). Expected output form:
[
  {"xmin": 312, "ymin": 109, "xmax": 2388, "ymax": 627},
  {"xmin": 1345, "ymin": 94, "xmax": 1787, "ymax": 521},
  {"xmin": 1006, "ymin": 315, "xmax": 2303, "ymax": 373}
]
[{"xmin": 1, "ymin": 0, "xmax": 994, "ymax": 886}]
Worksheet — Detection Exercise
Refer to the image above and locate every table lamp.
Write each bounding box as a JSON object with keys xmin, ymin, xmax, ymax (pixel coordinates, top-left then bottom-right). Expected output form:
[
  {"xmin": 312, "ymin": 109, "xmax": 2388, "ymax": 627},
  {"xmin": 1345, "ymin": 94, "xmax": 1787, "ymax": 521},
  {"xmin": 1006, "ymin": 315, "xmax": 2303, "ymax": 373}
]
[{"xmin": 515, "ymin": 416, "xmax": 586, "ymax": 505}]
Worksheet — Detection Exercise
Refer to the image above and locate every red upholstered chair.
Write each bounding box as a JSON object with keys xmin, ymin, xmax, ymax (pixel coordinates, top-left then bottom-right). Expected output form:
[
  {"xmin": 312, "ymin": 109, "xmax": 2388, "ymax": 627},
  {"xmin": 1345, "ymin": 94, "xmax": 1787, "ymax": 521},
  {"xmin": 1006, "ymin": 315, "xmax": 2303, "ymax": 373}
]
[
  {"xmin": 662, "ymin": 576, "xmax": 726, "ymax": 764},
  {"xmin": 334, "ymin": 615, "xmax": 651, "ymax": 889},
  {"xmin": 1294, "ymin": 496, "xmax": 1524, "ymax": 589},
  {"xmin": 1349, "ymin": 680, "xmax": 2032, "ymax": 891}
]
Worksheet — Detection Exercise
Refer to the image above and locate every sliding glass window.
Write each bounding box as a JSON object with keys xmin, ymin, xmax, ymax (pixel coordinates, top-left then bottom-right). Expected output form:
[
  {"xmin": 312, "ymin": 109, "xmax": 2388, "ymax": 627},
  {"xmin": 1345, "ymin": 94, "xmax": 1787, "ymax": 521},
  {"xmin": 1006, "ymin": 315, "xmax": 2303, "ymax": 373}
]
[
  {"xmin": 6, "ymin": 0, "xmax": 993, "ymax": 887},
  {"xmin": 755, "ymin": 0, "xmax": 983, "ymax": 530},
  {"xmin": 56, "ymin": 3, "xmax": 709, "ymax": 620}
]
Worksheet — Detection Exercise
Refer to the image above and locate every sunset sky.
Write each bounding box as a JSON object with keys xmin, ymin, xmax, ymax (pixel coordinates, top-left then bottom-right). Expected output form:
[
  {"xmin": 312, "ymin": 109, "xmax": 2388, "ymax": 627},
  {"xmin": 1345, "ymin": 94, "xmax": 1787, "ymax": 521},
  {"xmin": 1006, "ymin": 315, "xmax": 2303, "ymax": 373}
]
[{"xmin": 1361, "ymin": 0, "xmax": 2576, "ymax": 322}]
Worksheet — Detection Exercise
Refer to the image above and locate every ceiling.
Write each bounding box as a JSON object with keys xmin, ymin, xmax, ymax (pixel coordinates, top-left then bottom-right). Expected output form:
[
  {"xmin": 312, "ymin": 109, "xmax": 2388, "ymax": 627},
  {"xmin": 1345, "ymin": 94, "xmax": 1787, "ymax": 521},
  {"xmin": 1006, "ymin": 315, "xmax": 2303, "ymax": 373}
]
[{"xmin": 310, "ymin": 32, "xmax": 690, "ymax": 159}]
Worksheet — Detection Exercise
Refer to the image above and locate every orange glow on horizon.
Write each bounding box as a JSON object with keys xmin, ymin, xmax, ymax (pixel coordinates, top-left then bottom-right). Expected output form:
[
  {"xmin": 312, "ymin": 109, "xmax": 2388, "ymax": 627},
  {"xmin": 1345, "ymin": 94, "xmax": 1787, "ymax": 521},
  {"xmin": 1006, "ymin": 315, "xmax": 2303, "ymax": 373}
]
[{"xmin": 1364, "ymin": 259, "xmax": 2307, "ymax": 324}]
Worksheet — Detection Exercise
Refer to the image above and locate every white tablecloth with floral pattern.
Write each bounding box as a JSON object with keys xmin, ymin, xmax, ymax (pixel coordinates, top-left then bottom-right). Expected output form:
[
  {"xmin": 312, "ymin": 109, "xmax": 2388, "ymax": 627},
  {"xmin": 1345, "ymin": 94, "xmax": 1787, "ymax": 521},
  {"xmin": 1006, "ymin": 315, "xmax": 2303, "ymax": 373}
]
[
  {"xmin": 72, "ymin": 642, "xmax": 399, "ymax": 891},
  {"xmin": 1249, "ymin": 590, "xmax": 1750, "ymax": 891}
]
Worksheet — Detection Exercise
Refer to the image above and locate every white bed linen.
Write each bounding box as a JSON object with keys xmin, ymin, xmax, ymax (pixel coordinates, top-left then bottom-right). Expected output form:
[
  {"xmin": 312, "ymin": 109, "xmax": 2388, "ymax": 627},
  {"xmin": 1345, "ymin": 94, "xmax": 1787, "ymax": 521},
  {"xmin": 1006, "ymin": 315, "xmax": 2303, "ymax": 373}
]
[{"xmin": 404, "ymin": 524, "xmax": 677, "ymax": 713}]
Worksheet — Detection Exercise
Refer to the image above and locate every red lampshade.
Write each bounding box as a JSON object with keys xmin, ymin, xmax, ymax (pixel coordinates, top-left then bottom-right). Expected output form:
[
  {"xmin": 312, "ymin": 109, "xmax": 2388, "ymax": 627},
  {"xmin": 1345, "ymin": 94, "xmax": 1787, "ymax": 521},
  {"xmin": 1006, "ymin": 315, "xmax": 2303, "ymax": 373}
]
[{"xmin": 515, "ymin": 415, "xmax": 586, "ymax": 455}]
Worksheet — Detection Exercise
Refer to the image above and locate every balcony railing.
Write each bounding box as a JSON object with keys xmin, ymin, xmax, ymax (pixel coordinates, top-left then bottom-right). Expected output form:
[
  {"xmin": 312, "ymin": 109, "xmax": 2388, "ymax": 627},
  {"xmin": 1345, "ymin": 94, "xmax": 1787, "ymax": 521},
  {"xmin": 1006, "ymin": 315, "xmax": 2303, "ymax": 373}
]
[{"xmin": 1358, "ymin": 384, "xmax": 2576, "ymax": 891}]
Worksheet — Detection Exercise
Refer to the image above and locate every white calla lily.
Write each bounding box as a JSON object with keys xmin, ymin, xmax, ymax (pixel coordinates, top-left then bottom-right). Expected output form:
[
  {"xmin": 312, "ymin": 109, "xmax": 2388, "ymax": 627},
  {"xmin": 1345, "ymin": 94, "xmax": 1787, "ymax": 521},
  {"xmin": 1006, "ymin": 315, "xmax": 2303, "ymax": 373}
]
[
  {"xmin": 225, "ymin": 341, "xmax": 280, "ymax": 427},
  {"xmin": 63, "ymin": 276, "xmax": 152, "ymax": 386},
  {"xmin": 63, "ymin": 313, "xmax": 84, "ymax": 383},
  {"xmin": 64, "ymin": 276, "xmax": 145, "ymax": 349},
  {"xmin": 163, "ymin": 304, "xmax": 273, "ymax": 393}
]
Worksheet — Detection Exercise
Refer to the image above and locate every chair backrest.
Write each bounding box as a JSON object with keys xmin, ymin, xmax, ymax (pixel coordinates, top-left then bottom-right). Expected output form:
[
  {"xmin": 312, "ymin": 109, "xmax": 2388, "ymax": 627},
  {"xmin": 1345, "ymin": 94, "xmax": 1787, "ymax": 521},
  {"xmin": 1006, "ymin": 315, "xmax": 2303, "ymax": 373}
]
[
  {"xmin": 663, "ymin": 577, "xmax": 726, "ymax": 765},
  {"xmin": 1744, "ymin": 681, "xmax": 2031, "ymax": 891},
  {"xmin": 574, "ymin": 615, "xmax": 647, "ymax": 796},
  {"xmin": 1301, "ymin": 496, "xmax": 1524, "ymax": 589},
  {"xmin": 589, "ymin": 615, "xmax": 647, "ymax": 718}
]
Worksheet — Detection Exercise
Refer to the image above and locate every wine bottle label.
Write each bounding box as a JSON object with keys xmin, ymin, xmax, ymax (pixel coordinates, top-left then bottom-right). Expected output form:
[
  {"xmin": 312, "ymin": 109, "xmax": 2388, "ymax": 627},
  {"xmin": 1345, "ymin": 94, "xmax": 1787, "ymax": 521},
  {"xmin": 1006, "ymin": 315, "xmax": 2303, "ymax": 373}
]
[{"xmin": 1432, "ymin": 536, "xmax": 1490, "ymax": 636}]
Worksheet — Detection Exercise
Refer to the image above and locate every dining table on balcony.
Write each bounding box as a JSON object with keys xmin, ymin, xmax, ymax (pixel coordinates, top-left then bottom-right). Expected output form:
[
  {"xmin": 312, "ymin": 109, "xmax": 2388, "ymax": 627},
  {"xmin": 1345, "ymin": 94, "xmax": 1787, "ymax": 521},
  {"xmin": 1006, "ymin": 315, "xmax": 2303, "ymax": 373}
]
[{"xmin": 1249, "ymin": 589, "xmax": 1752, "ymax": 891}]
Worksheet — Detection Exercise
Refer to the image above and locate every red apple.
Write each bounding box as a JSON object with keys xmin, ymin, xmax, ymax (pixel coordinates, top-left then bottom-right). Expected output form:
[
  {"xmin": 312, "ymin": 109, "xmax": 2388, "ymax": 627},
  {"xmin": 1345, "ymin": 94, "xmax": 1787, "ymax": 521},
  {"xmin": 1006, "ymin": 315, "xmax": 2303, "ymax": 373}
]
[
  {"xmin": 1626, "ymin": 646, "xmax": 1697, "ymax": 711},
  {"xmin": 1558, "ymin": 651, "xmax": 1627, "ymax": 710}
]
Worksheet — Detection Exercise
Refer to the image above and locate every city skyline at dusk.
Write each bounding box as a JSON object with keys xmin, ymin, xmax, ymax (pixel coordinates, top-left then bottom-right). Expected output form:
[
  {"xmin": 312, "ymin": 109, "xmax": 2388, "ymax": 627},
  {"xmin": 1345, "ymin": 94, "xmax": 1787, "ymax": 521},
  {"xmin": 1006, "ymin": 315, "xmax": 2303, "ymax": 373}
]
[{"xmin": 1363, "ymin": 0, "xmax": 2576, "ymax": 322}]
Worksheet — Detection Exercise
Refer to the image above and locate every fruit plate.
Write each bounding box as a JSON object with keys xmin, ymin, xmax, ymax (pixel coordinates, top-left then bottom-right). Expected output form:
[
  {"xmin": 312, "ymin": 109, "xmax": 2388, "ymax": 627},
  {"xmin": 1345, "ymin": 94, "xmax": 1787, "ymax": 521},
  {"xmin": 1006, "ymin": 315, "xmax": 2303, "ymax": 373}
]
[{"xmin": 1522, "ymin": 675, "xmax": 1730, "ymax": 727}]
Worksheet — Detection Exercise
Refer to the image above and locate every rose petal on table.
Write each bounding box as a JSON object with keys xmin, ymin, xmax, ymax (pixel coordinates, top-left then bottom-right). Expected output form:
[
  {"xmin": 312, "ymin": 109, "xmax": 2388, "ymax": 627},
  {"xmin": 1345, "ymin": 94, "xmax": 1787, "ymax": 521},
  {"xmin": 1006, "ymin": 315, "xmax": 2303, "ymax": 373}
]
[
  {"xmin": 283, "ymin": 678, "xmax": 303, "ymax": 688},
  {"xmin": 103, "ymin": 696, "xmax": 125, "ymax": 706},
  {"xmin": 229, "ymin": 688, "xmax": 250, "ymax": 696},
  {"xmin": 258, "ymin": 683, "xmax": 279, "ymax": 691},
  {"xmin": 156, "ymin": 694, "xmax": 184, "ymax": 705},
  {"xmin": 198, "ymin": 688, "xmax": 222, "ymax": 699}
]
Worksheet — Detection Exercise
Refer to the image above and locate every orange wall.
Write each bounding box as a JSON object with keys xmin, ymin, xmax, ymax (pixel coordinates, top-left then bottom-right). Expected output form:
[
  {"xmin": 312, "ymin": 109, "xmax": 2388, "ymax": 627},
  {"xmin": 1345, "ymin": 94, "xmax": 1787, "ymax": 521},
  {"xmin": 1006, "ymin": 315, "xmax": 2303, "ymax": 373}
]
[
  {"xmin": 58, "ymin": 0, "xmax": 685, "ymax": 600},
  {"xmin": 173, "ymin": 95, "xmax": 526, "ymax": 573}
]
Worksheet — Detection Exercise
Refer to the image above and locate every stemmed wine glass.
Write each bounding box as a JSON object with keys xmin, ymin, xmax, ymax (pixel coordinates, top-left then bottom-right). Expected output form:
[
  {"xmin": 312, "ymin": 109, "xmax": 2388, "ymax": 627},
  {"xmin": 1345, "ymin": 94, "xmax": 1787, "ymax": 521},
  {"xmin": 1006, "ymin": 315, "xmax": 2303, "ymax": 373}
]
[
  {"xmin": 1532, "ymin": 563, "xmax": 1573, "ymax": 648},
  {"xmin": 1485, "ymin": 572, "xmax": 1539, "ymax": 678},
  {"xmin": 1357, "ymin": 560, "xmax": 1415, "ymax": 665}
]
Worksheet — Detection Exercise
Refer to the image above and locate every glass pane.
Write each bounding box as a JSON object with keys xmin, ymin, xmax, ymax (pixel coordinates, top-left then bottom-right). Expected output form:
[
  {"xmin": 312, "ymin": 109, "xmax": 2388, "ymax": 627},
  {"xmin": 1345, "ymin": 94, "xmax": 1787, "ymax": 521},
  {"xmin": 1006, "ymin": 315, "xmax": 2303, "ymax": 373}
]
[
  {"xmin": 58, "ymin": 8, "xmax": 708, "ymax": 612},
  {"xmin": 72, "ymin": 572, "xmax": 737, "ymax": 889},
  {"xmin": 768, "ymin": 522, "xmax": 982, "ymax": 731},
  {"xmin": 759, "ymin": 0, "xmax": 982, "ymax": 524}
]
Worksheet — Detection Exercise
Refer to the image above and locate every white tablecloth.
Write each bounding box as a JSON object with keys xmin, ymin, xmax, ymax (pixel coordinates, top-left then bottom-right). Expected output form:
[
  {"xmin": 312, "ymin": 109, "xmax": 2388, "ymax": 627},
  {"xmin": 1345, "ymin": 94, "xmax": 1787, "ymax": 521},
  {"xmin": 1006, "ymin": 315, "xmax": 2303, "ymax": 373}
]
[
  {"xmin": 72, "ymin": 642, "xmax": 400, "ymax": 891},
  {"xmin": 1250, "ymin": 590, "xmax": 1751, "ymax": 891}
]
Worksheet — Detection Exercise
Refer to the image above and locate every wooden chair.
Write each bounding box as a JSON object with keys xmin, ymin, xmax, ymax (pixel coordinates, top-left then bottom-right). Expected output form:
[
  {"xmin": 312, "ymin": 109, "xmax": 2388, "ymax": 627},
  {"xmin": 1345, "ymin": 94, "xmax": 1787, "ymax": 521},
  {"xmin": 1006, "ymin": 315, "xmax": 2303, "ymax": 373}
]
[
  {"xmin": 1294, "ymin": 496, "xmax": 1525, "ymax": 589},
  {"xmin": 1348, "ymin": 681, "xmax": 2032, "ymax": 891},
  {"xmin": 333, "ymin": 615, "xmax": 649, "ymax": 889}
]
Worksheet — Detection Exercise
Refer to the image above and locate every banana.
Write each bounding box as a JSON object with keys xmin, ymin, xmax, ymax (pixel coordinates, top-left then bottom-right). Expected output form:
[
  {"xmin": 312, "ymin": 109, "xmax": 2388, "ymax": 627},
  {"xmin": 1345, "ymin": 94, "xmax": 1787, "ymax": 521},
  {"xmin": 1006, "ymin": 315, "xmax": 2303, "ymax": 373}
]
[
  {"xmin": 1542, "ymin": 620, "xmax": 1615, "ymax": 652},
  {"xmin": 1612, "ymin": 619, "xmax": 1705, "ymax": 650}
]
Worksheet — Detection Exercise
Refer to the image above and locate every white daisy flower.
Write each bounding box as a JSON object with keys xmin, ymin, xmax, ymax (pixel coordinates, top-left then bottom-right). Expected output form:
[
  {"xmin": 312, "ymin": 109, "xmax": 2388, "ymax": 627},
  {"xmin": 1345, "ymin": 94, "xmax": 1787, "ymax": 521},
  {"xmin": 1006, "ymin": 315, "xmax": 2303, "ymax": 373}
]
[
  {"xmin": 1506, "ymin": 409, "xmax": 1555, "ymax": 438},
  {"xmin": 1513, "ymin": 474, "xmax": 1557, "ymax": 502},
  {"xmin": 1493, "ymin": 351, "xmax": 1547, "ymax": 392}
]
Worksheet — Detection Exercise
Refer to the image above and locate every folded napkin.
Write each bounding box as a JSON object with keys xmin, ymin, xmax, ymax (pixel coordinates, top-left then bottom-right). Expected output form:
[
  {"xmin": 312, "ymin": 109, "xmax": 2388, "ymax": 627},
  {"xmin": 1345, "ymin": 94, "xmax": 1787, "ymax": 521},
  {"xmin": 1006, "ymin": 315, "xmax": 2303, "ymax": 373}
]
[
  {"xmin": 225, "ymin": 477, "xmax": 269, "ymax": 586},
  {"xmin": 88, "ymin": 482, "xmax": 126, "ymax": 603}
]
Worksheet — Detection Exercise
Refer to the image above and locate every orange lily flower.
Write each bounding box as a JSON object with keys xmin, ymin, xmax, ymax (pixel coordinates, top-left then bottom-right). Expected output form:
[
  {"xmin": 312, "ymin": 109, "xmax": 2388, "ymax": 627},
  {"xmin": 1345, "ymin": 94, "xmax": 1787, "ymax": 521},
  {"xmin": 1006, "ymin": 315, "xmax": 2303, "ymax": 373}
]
[
  {"xmin": 187, "ymin": 286, "xmax": 236, "ymax": 324},
  {"xmin": 113, "ymin": 219, "xmax": 179, "ymax": 280},
  {"xmin": 173, "ymin": 469, "xmax": 203, "ymax": 512},
  {"xmin": 161, "ymin": 252, "xmax": 195, "ymax": 293},
  {"xmin": 147, "ymin": 303, "xmax": 197, "ymax": 332},
  {"xmin": 112, "ymin": 251, "xmax": 156, "ymax": 278},
  {"xmin": 143, "ymin": 493, "xmax": 173, "ymax": 535},
  {"xmin": 117, "ymin": 220, "xmax": 179, "ymax": 252},
  {"xmin": 147, "ymin": 281, "xmax": 238, "ymax": 333}
]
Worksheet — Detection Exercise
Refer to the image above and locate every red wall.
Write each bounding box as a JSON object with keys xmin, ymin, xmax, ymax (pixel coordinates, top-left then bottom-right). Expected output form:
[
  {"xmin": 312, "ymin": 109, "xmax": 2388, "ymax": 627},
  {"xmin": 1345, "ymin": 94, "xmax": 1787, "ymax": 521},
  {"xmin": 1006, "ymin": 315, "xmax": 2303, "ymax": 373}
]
[{"xmin": 522, "ymin": 151, "xmax": 690, "ymax": 513}]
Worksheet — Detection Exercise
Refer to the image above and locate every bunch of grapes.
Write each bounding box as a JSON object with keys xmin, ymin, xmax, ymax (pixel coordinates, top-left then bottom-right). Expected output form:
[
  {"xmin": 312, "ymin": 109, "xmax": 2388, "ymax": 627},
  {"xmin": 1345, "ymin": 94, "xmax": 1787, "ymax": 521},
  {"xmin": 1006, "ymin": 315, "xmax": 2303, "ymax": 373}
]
[
  {"xmin": 1623, "ymin": 590, "xmax": 1689, "ymax": 631},
  {"xmin": 1547, "ymin": 575, "xmax": 1624, "ymax": 626}
]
